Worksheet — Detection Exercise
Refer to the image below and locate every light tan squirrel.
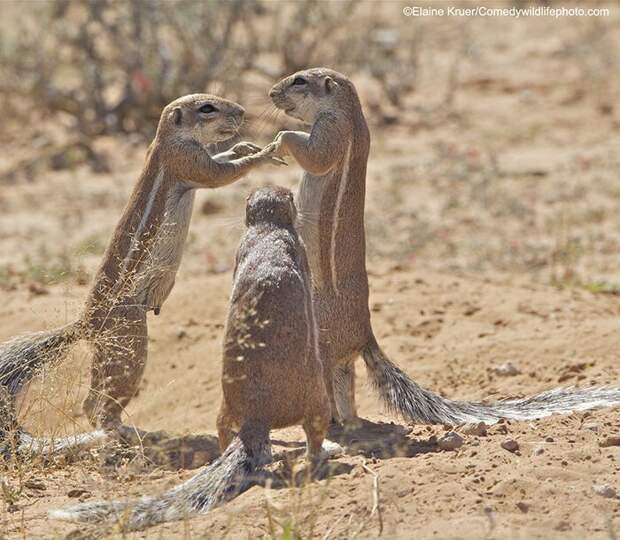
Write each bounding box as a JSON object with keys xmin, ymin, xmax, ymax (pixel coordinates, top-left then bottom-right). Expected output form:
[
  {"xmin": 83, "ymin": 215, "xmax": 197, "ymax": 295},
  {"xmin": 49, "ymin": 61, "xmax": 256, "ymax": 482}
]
[
  {"xmin": 0, "ymin": 94, "xmax": 281, "ymax": 455},
  {"xmin": 267, "ymin": 67, "xmax": 620, "ymax": 425},
  {"xmin": 49, "ymin": 186, "xmax": 337, "ymax": 530}
]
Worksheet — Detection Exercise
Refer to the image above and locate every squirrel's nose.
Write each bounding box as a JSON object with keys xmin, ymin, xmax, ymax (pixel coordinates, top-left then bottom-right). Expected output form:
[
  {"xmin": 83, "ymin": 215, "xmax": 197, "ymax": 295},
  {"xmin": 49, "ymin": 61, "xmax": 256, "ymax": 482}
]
[{"xmin": 268, "ymin": 88, "xmax": 278, "ymax": 98}]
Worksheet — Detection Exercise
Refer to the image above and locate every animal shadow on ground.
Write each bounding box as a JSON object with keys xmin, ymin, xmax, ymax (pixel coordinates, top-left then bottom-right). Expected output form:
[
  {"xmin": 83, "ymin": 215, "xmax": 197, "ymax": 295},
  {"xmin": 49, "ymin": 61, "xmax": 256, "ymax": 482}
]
[
  {"xmin": 60, "ymin": 420, "xmax": 434, "ymax": 539},
  {"xmin": 273, "ymin": 417, "xmax": 438, "ymax": 460},
  {"xmin": 329, "ymin": 418, "xmax": 438, "ymax": 459},
  {"xmin": 88, "ymin": 417, "xmax": 436, "ymax": 475},
  {"xmin": 106, "ymin": 424, "xmax": 221, "ymax": 470}
]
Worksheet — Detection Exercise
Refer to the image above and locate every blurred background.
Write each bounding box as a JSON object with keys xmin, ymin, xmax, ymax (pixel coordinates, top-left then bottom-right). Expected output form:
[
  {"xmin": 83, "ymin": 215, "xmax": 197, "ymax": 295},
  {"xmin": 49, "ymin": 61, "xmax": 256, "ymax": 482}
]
[{"xmin": 0, "ymin": 0, "xmax": 619, "ymax": 292}]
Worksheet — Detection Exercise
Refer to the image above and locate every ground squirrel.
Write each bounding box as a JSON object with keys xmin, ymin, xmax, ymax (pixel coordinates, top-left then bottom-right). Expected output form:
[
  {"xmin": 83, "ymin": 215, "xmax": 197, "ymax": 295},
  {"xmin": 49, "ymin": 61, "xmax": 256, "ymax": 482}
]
[
  {"xmin": 268, "ymin": 67, "xmax": 620, "ymax": 424},
  {"xmin": 50, "ymin": 186, "xmax": 335, "ymax": 530},
  {"xmin": 0, "ymin": 94, "xmax": 279, "ymax": 454}
]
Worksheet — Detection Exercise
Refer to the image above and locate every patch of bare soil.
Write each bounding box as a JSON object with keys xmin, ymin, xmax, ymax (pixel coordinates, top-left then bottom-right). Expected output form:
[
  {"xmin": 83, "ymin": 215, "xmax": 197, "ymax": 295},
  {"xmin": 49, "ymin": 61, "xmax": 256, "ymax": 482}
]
[{"xmin": 2, "ymin": 270, "xmax": 620, "ymax": 539}]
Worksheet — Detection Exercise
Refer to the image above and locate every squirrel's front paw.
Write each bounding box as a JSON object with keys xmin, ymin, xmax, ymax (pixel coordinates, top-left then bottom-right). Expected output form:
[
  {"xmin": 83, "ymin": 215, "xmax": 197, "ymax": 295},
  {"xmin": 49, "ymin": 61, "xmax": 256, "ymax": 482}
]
[
  {"xmin": 268, "ymin": 131, "xmax": 292, "ymax": 159},
  {"xmin": 231, "ymin": 141, "xmax": 262, "ymax": 157},
  {"xmin": 260, "ymin": 142, "xmax": 288, "ymax": 166}
]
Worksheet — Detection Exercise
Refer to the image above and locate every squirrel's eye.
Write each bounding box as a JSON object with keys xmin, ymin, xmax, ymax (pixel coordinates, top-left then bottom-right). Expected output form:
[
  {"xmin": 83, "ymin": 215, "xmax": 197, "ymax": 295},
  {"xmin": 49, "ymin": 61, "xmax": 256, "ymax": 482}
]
[
  {"xmin": 198, "ymin": 104, "xmax": 217, "ymax": 114},
  {"xmin": 291, "ymin": 77, "xmax": 307, "ymax": 86}
]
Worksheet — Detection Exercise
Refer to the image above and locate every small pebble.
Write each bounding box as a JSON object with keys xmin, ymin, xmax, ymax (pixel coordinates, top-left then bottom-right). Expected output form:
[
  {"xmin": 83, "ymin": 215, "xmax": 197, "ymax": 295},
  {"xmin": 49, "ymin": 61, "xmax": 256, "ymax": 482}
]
[
  {"xmin": 532, "ymin": 445, "xmax": 545, "ymax": 456},
  {"xmin": 438, "ymin": 431, "xmax": 464, "ymax": 451},
  {"xmin": 501, "ymin": 439, "xmax": 519, "ymax": 453},
  {"xmin": 493, "ymin": 362, "xmax": 521, "ymax": 377},
  {"xmin": 516, "ymin": 501, "xmax": 529, "ymax": 513},
  {"xmin": 67, "ymin": 489, "xmax": 90, "ymax": 498},
  {"xmin": 592, "ymin": 484, "xmax": 617, "ymax": 499},
  {"xmin": 176, "ymin": 329, "xmax": 188, "ymax": 339},
  {"xmin": 461, "ymin": 422, "xmax": 487, "ymax": 437}
]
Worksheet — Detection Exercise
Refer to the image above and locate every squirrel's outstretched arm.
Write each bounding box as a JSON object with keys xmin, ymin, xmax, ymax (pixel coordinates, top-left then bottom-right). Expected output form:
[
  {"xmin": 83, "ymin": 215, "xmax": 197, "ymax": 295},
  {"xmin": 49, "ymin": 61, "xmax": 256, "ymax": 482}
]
[
  {"xmin": 174, "ymin": 140, "xmax": 273, "ymax": 189},
  {"xmin": 271, "ymin": 114, "xmax": 346, "ymax": 176}
]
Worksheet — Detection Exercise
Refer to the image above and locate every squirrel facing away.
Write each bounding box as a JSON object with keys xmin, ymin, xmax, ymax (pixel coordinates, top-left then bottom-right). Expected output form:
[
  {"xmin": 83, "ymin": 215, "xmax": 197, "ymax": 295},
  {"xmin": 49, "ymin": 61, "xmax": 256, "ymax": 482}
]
[
  {"xmin": 49, "ymin": 186, "xmax": 335, "ymax": 530},
  {"xmin": 268, "ymin": 67, "xmax": 620, "ymax": 425},
  {"xmin": 0, "ymin": 94, "xmax": 280, "ymax": 455}
]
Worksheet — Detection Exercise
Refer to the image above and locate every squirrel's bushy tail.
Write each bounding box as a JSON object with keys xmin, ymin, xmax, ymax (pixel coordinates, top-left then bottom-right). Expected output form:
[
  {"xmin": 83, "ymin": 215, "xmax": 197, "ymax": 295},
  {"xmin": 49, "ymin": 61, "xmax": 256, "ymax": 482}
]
[
  {"xmin": 9, "ymin": 430, "xmax": 108, "ymax": 457},
  {"xmin": 50, "ymin": 428, "xmax": 271, "ymax": 531},
  {"xmin": 0, "ymin": 322, "xmax": 83, "ymax": 398},
  {"xmin": 362, "ymin": 337, "xmax": 620, "ymax": 425},
  {"xmin": 0, "ymin": 321, "xmax": 107, "ymax": 457}
]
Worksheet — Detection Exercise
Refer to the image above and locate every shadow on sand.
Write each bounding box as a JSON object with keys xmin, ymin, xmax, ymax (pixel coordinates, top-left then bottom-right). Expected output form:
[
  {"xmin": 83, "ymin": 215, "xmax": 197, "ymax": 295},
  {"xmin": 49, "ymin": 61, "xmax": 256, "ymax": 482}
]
[
  {"xmin": 102, "ymin": 417, "xmax": 438, "ymax": 476},
  {"xmin": 109, "ymin": 424, "xmax": 221, "ymax": 470},
  {"xmin": 273, "ymin": 417, "xmax": 438, "ymax": 460}
]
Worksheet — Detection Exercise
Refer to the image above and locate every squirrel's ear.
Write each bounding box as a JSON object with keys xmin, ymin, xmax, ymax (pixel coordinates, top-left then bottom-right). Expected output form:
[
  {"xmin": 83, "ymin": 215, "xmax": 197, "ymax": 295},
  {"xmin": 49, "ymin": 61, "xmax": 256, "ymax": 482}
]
[
  {"xmin": 170, "ymin": 107, "xmax": 183, "ymax": 126},
  {"xmin": 324, "ymin": 76, "xmax": 338, "ymax": 94}
]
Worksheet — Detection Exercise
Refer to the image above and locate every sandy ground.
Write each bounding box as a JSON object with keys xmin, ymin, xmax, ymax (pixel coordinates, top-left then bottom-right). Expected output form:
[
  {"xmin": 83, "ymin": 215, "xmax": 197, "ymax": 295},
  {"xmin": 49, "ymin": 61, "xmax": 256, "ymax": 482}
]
[
  {"xmin": 2, "ymin": 270, "xmax": 620, "ymax": 539},
  {"xmin": 1, "ymin": 8, "xmax": 620, "ymax": 540}
]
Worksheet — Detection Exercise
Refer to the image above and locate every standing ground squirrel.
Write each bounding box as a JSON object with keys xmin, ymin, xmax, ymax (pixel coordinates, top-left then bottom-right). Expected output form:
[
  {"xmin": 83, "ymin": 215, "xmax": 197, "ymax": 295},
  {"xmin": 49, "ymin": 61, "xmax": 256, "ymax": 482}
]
[
  {"xmin": 49, "ymin": 186, "xmax": 337, "ymax": 530},
  {"xmin": 0, "ymin": 94, "xmax": 279, "ymax": 454},
  {"xmin": 268, "ymin": 67, "xmax": 620, "ymax": 425}
]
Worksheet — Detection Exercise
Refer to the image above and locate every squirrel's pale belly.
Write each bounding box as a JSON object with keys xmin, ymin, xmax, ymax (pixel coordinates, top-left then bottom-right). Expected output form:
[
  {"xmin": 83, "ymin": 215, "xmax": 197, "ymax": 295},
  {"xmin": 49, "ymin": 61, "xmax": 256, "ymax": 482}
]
[
  {"xmin": 297, "ymin": 142, "xmax": 353, "ymax": 295},
  {"xmin": 137, "ymin": 185, "xmax": 195, "ymax": 311},
  {"xmin": 297, "ymin": 173, "xmax": 325, "ymax": 287}
]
